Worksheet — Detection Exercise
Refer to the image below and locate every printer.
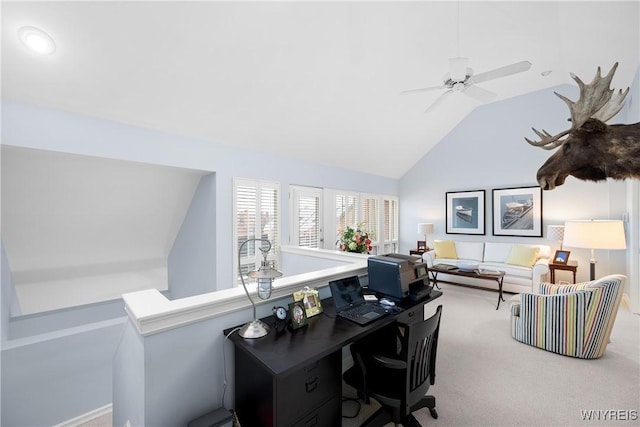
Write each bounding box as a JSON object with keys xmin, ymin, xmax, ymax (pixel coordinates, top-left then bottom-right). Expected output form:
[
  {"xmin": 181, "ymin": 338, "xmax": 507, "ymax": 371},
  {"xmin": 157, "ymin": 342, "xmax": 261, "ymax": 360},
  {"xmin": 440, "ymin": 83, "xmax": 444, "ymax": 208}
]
[{"xmin": 367, "ymin": 254, "xmax": 431, "ymax": 302}]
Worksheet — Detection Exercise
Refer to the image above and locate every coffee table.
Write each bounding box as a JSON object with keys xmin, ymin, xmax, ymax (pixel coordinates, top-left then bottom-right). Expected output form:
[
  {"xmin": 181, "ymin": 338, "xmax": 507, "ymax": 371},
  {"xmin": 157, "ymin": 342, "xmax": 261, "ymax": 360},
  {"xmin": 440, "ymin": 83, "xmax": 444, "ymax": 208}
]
[{"xmin": 428, "ymin": 265, "xmax": 506, "ymax": 309}]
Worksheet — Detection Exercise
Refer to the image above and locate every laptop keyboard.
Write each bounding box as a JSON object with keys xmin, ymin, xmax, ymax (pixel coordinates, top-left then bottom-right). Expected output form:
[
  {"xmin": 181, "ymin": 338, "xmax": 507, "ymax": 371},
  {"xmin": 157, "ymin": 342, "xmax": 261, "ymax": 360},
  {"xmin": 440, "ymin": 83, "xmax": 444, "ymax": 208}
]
[{"xmin": 342, "ymin": 303, "xmax": 387, "ymax": 320}]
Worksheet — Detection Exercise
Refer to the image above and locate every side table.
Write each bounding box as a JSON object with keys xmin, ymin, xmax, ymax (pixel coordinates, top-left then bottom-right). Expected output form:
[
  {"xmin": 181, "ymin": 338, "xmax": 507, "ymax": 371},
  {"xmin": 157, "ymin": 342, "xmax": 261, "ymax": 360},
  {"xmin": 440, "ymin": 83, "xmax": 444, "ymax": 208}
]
[{"xmin": 549, "ymin": 260, "xmax": 578, "ymax": 283}]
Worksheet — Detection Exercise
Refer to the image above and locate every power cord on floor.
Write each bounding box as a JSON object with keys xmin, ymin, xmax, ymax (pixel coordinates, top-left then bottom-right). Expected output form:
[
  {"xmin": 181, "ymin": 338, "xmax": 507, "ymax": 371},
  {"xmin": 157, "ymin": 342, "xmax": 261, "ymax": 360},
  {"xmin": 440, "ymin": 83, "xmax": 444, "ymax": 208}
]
[{"xmin": 341, "ymin": 396, "xmax": 362, "ymax": 419}]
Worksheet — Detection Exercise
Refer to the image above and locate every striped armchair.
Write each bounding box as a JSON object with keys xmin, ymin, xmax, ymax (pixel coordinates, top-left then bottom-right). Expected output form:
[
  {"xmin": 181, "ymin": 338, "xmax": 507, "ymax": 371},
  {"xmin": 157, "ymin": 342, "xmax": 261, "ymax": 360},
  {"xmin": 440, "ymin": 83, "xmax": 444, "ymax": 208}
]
[{"xmin": 510, "ymin": 274, "xmax": 625, "ymax": 359}]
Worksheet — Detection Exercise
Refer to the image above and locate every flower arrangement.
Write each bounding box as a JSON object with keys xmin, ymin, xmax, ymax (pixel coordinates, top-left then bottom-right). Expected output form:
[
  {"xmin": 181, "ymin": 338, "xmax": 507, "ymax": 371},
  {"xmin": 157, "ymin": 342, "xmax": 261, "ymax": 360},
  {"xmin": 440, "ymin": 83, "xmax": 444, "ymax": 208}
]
[{"xmin": 337, "ymin": 224, "xmax": 373, "ymax": 254}]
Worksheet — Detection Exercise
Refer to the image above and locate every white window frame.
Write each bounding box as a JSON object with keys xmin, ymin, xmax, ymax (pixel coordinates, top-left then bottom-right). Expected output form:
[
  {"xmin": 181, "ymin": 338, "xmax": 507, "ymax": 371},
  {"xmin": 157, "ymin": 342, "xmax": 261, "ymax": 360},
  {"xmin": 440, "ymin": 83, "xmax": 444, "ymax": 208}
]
[
  {"xmin": 233, "ymin": 178, "xmax": 280, "ymax": 286},
  {"xmin": 289, "ymin": 185, "xmax": 323, "ymax": 248}
]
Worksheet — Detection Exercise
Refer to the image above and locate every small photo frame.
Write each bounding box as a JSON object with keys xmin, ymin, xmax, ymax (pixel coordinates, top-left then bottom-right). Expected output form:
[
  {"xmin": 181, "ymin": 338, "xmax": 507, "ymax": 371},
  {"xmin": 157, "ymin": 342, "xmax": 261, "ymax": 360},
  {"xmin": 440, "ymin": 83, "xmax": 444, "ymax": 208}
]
[
  {"xmin": 293, "ymin": 286, "xmax": 323, "ymax": 318},
  {"xmin": 289, "ymin": 301, "xmax": 308, "ymax": 329},
  {"xmin": 553, "ymin": 250, "xmax": 571, "ymax": 265},
  {"xmin": 417, "ymin": 240, "xmax": 427, "ymax": 252}
]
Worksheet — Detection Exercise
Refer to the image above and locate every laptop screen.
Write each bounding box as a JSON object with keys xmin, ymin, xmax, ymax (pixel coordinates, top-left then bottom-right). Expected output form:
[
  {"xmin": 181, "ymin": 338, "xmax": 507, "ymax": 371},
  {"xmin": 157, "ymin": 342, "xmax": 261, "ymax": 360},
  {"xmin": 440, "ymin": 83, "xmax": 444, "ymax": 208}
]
[{"xmin": 329, "ymin": 276, "xmax": 365, "ymax": 311}]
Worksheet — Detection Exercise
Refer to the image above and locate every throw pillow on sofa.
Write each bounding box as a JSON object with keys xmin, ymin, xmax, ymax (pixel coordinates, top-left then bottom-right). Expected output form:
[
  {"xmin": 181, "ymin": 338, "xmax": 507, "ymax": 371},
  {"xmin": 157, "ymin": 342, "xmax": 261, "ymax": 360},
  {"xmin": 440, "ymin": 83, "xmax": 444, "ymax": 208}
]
[
  {"xmin": 506, "ymin": 244, "xmax": 540, "ymax": 267},
  {"xmin": 434, "ymin": 240, "xmax": 458, "ymax": 259}
]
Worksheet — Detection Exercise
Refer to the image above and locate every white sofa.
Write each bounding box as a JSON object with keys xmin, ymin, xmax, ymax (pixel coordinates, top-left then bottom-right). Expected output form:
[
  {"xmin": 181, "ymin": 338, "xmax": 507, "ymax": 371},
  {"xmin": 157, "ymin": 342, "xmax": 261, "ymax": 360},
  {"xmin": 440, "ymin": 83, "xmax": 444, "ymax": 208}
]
[{"xmin": 422, "ymin": 240, "xmax": 551, "ymax": 294}]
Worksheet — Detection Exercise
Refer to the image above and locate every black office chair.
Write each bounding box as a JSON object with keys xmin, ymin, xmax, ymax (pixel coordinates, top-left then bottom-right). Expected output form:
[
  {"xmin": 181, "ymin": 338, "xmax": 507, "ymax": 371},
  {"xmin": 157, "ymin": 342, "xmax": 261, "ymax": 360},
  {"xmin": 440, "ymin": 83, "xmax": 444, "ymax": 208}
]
[{"xmin": 343, "ymin": 305, "xmax": 443, "ymax": 427}]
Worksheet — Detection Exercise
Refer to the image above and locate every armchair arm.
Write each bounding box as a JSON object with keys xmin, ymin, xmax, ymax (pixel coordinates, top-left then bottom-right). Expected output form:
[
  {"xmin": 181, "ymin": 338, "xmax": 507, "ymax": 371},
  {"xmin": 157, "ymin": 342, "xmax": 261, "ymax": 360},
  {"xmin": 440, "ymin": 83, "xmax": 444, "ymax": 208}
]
[
  {"xmin": 422, "ymin": 250, "xmax": 436, "ymax": 267},
  {"xmin": 531, "ymin": 258, "xmax": 550, "ymax": 293}
]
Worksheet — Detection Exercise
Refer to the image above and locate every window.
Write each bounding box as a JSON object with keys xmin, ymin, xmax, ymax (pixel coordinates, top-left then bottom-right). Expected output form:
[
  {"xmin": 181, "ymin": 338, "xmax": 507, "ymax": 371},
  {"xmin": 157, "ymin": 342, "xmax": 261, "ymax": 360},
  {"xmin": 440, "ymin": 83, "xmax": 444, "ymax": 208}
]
[
  {"xmin": 335, "ymin": 192, "xmax": 359, "ymax": 247},
  {"xmin": 233, "ymin": 178, "xmax": 280, "ymax": 285},
  {"xmin": 289, "ymin": 186, "xmax": 398, "ymax": 254},
  {"xmin": 383, "ymin": 197, "xmax": 399, "ymax": 253},
  {"xmin": 290, "ymin": 186, "xmax": 323, "ymax": 248}
]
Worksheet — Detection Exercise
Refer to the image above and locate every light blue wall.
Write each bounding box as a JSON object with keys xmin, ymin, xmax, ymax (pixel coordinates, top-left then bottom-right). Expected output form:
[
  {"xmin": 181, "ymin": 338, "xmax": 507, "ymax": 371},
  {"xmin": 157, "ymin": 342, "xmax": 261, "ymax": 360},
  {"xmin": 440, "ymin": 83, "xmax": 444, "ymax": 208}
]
[
  {"xmin": 168, "ymin": 173, "xmax": 217, "ymax": 298},
  {"xmin": 1, "ymin": 242, "xmax": 14, "ymax": 343},
  {"xmin": 8, "ymin": 298, "xmax": 126, "ymax": 340},
  {"xmin": 113, "ymin": 321, "xmax": 146, "ymax": 427},
  {"xmin": 1, "ymin": 319, "xmax": 125, "ymax": 427}
]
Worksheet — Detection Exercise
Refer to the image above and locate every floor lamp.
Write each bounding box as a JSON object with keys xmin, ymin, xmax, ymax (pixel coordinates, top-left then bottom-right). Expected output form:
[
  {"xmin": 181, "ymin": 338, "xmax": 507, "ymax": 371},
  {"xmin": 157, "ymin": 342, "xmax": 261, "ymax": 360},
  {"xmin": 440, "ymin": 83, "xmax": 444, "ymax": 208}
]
[{"xmin": 563, "ymin": 220, "xmax": 626, "ymax": 280}]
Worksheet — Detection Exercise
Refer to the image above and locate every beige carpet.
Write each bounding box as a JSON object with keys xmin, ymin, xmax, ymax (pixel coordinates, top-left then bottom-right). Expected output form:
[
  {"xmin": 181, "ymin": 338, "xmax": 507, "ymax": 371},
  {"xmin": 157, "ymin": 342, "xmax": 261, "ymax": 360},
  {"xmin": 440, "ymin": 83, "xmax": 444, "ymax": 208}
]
[{"xmin": 342, "ymin": 283, "xmax": 640, "ymax": 427}]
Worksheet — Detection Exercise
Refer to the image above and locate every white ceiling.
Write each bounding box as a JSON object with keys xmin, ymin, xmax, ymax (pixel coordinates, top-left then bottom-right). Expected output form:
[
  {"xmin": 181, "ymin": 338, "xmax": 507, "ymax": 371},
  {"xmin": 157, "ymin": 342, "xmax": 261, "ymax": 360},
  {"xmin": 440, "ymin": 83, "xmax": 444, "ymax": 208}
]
[{"xmin": 2, "ymin": 1, "xmax": 639, "ymax": 179}]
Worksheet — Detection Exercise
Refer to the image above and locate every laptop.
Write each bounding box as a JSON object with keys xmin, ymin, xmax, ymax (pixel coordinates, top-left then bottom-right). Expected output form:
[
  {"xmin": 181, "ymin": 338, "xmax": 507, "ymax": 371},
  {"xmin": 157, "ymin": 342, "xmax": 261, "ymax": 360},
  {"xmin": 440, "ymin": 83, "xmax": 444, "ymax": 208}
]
[{"xmin": 329, "ymin": 276, "xmax": 389, "ymax": 326}]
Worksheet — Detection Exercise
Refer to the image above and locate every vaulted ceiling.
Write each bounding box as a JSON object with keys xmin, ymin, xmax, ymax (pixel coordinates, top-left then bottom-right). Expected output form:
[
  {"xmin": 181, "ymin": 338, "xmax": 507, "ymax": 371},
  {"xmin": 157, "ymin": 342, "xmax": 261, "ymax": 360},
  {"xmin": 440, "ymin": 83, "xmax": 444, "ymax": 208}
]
[{"xmin": 2, "ymin": 1, "xmax": 639, "ymax": 179}]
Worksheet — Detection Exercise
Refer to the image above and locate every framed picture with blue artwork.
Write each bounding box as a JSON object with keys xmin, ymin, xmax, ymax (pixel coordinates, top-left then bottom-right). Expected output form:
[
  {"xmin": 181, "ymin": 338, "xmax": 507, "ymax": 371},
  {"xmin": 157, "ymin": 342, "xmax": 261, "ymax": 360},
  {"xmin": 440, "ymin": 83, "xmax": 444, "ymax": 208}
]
[
  {"xmin": 445, "ymin": 190, "xmax": 485, "ymax": 235},
  {"xmin": 492, "ymin": 186, "xmax": 543, "ymax": 237}
]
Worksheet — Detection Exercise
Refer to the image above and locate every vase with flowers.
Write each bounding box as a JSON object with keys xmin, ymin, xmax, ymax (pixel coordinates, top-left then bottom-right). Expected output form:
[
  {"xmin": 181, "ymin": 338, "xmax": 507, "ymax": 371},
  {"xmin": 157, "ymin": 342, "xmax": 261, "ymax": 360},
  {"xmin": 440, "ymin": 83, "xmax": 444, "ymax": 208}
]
[{"xmin": 337, "ymin": 223, "xmax": 373, "ymax": 254}]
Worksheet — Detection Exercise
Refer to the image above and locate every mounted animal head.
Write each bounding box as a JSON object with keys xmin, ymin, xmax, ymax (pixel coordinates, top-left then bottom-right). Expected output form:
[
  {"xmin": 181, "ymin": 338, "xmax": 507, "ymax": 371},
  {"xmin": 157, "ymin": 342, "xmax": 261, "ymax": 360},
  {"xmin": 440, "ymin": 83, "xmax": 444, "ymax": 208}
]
[{"xmin": 526, "ymin": 63, "xmax": 640, "ymax": 190}]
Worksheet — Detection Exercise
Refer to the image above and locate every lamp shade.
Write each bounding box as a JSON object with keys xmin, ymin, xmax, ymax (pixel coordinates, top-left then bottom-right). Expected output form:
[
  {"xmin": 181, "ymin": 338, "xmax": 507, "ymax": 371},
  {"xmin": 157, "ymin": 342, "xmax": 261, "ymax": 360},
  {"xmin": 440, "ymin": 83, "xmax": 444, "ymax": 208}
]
[
  {"xmin": 563, "ymin": 220, "xmax": 626, "ymax": 250},
  {"xmin": 547, "ymin": 225, "xmax": 565, "ymax": 242},
  {"xmin": 417, "ymin": 223, "xmax": 434, "ymax": 236}
]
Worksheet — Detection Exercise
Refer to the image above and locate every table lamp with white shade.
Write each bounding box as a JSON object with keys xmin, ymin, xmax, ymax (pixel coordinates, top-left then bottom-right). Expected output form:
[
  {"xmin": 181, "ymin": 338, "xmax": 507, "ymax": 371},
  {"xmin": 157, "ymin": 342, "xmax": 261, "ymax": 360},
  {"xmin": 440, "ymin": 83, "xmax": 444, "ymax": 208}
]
[
  {"xmin": 417, "ymin": 223, "xmax": 434, "ymax": 250},
  {"xmin": 563, "ymin": 220, "xmax": 626, "ymax": 281},
  {"xmin": 547, "ymin": 224, "xmax": 565, "ymax": 249}
]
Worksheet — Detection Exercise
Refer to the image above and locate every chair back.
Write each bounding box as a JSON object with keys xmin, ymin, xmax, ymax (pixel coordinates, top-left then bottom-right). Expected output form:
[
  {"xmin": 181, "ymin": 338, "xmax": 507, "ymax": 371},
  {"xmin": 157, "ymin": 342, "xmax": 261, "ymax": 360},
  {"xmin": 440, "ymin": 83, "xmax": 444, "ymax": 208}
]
[{"xmin": 401, "ymin": 305, "xmax": 442, "ymax": 412}]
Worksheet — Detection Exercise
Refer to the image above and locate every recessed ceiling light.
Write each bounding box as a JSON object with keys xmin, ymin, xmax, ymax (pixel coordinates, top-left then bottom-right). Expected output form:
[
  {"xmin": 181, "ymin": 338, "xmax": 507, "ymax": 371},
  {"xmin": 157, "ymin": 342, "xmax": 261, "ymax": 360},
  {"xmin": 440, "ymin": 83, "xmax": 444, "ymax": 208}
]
[{"xmin": 18, "ymin": 26, "xmax": 56, "ymax": 55}]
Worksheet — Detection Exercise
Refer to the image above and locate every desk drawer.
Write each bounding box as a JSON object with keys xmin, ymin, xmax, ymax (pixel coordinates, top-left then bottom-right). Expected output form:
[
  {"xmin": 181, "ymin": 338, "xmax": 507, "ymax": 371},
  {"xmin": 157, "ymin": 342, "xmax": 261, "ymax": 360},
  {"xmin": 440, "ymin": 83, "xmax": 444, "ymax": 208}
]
[
  {"xmin": 289, "ymin": 396, "xmax": 341, "ymax": 427},
  {"xmin": 276, "ymin": 351, "xmax": 341, "ymax": 426}
]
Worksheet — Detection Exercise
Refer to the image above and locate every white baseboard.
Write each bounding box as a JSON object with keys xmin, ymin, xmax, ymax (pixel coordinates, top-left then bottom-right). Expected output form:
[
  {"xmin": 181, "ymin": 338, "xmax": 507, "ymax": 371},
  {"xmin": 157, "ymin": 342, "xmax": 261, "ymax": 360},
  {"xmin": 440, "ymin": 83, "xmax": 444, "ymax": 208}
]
[{"xmin": 53, "ymin": 403, "xmax": 112, "ymax": 427}]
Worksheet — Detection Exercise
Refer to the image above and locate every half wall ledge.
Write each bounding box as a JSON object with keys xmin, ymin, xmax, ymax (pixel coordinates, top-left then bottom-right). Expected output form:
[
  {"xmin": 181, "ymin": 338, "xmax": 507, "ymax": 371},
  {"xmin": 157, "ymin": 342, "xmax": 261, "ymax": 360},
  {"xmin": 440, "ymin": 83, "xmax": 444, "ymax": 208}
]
[{"xmin": 123, "ymin": 249, "xmax": 368, "ymax": 336}]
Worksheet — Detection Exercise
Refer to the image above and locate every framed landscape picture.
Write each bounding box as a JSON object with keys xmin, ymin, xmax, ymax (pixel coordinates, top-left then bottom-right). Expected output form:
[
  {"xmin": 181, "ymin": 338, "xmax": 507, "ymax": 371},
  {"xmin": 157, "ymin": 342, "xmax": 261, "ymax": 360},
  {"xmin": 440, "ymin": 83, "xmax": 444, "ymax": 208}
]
[
  {"xmin": 492, "ymin": 186, "xmax": 543, "ymax": 237},
  {"xmin": 446, "ymin": 190, "xmax": 485, "ymax": 235}
]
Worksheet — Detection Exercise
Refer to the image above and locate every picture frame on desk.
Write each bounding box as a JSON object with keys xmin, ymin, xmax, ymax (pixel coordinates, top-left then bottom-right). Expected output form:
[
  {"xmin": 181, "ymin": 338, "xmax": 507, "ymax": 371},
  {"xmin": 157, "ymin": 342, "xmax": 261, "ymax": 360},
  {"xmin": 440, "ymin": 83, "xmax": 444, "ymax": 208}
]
[
  {"xmin": 293, "ymin": 286, "xmax": 323, "ymax": 318},
  {"xmin": 553, "ymin": 250, "xmax": 571, "ymax": 265},
  {"xmin": 289, "ymin": 301, "xmax": 308, "ymax": 329}
]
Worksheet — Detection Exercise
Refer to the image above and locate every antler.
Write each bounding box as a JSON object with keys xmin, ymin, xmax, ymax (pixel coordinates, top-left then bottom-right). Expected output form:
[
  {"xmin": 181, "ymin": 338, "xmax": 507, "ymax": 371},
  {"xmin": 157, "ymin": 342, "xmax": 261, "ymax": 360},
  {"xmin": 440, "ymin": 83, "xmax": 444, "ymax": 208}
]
[{"xmin": 526, "ymin": 62, "xmax": 629, "ymax": 149}]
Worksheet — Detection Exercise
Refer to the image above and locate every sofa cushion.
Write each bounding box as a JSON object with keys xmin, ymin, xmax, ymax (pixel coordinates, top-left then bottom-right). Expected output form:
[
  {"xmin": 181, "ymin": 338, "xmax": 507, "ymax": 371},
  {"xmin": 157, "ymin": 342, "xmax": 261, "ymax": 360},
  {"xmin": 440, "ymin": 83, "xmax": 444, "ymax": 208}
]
[
  {"xmin": 483, "ymin": 242, "xmax": 513, "ymax": 263},
  {"xmin": 434, "ymin": 240, "xmax": 458, "ymax": 259},
  {"xmin": 455, "ymin": 241, "xmax": 484, "ymax": 261},
  {"xmin": 506, "ymin": 244, "xmax": 540, "ymax": 267}
]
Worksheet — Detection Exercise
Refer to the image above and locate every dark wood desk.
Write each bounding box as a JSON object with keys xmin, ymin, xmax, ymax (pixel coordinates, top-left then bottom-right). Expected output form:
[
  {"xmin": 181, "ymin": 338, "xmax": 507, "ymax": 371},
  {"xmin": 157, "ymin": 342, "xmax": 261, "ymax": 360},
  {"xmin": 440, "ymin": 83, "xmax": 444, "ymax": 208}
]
[
  {"xmin": 225, "ymin": 291, "xmax": 442, "ymax": 427},
  {"xmin": 549, "ymin": 260, "xmax": 578, "ymax": 283}
]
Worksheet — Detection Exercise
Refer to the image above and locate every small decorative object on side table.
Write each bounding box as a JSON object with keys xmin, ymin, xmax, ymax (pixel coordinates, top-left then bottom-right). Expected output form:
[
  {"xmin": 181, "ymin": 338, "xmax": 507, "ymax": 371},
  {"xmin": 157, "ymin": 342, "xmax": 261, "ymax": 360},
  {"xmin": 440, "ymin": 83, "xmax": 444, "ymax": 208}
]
[
  {"xmin": 410, "ymin": 240, "xmax": 429, "ymax": 256},
  {"xmin": 549, "ymin": 260, "xmax": 578, "ymax": 284}
]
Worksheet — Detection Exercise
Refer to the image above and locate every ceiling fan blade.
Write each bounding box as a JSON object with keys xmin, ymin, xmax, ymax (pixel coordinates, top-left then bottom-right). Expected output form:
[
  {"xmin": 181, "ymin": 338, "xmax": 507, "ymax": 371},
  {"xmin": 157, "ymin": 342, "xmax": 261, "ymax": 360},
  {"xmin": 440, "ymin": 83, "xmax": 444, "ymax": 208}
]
[
  {"xmin": 468, "ymin": 61, "xmax": 532, "ymax": 85},
  {"xmin": 401, "ymin": 85, "xmax": 447, "ymax": 94},
  {"xmin": 424, "ymin": 90, "xmax": 454, "ymax": 113},
  {"xmin": 462, "ymin": 84, "xmax": 497, "ymax": 103}
]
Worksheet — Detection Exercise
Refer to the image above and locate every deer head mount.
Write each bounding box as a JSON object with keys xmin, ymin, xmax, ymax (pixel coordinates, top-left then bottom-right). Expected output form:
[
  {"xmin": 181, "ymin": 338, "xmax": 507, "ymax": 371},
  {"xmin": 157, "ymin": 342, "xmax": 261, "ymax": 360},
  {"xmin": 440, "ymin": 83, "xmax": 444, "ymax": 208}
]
[{"xmin": 526, "ymin": 63, "xmax": 640, "ymax": 190}]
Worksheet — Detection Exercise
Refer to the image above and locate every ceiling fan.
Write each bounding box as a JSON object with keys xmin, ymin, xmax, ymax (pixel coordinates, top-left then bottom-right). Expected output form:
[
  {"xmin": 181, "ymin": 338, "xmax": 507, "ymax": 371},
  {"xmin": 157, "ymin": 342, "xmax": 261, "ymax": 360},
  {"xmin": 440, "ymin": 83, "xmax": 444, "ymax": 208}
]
[{"xmin": 402, "ymin": 57, "xmax": 532, "ymax": 113}]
